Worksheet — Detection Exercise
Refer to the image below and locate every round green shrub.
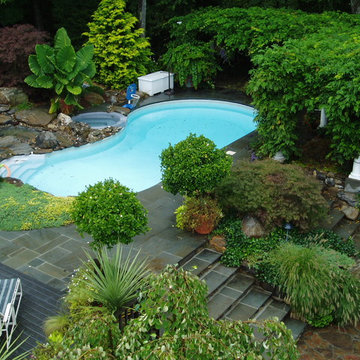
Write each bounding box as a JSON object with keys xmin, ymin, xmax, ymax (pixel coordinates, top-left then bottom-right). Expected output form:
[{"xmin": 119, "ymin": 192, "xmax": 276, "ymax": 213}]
[
  {"xmin": 160, "ymin": 133, "xmax": 233, "ymax": 197},
  {"xmin": 71, "ymin": 179, "xmax": 149, "ymax": 249},
  {"xmin": 215, "ymin": 159, "xmax": 328, "ymax": 231}
]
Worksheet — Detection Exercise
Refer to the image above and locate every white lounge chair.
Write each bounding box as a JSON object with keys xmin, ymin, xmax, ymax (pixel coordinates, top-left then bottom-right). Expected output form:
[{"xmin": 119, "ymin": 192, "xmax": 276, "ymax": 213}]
[{"xmin": 0, "ymin": 278, "xmax": 22, "ymax": 348}]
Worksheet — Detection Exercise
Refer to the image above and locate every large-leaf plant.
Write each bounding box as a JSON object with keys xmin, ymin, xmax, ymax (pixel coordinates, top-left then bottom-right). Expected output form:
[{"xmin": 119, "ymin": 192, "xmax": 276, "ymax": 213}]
[{"xmin": 25, "ymin": 27, "xmax": 96, "ymax": 113}]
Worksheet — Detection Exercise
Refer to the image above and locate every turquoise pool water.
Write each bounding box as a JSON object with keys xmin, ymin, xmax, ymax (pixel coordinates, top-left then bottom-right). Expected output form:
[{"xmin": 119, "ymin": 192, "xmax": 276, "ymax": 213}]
[{"xmin": 3, "ymin": 100, "xmax": 256, "ymax": 196}]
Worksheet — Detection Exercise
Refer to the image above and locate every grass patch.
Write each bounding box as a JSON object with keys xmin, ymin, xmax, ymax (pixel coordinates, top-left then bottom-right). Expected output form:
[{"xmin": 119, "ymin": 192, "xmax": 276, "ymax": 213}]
[{"xmin": 0, "ymin": 182, "xmax": 74, "ymax": 231}]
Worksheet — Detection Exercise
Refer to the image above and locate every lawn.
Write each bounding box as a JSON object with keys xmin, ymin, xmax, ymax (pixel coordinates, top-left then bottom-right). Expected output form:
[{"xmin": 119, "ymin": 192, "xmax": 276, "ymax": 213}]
[{"xmin": 0, "ymin": 181, "xmax": 74, "ymax": 231}]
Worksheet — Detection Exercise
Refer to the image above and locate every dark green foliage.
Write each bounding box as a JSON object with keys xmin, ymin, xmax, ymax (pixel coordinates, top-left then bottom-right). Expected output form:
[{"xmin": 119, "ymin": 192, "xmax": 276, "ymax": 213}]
[
  {"xmin": 51, "ymin": 0, "xmax": 101, "ymax": 49},
  {"xmin": 24, "ymin": 27, "xmax": 96, "ymax": 113},
  {"xmin": 71, "ymin": 178, "xmax": 149, "ymax": 249},
  {"xmin": 215, "ymin": 160, "xmax": 328, "ymax": 231},
  {"xmin": 268, "ymin": 243, "xmax": 360, "ymax": 326},
  {"xmin": 307, "ymin": 313, "xmax": 334, "ymax": 328},
  {"xmin": 160, "ymin": 134, "xmax": 232, "ymax": 197},
  {"xmin": 84, "ymin": 0, "xmax": 152, "ymax": 89}
]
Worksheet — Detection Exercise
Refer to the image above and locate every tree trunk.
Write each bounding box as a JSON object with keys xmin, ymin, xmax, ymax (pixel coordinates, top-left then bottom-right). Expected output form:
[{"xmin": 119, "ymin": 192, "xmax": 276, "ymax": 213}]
[
  {"xmin": 139, "ymin": 0, "xmax": 146, "ymax": 37},
  {"xmin": 350, "ymin": 0, "xmax": 360, "ymax": 13}
]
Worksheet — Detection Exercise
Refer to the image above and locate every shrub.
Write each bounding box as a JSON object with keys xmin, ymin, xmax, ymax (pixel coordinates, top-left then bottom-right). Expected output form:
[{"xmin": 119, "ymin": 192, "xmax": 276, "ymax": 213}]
[
  {"xmin": 0, "ymin": 24, "xmax": 49, "ymax": 87},
  {"xmin": 268, "ymin": 243, "xmax": 360, "ymax": 326},
  {"xmin": 84, "ymin": 0, "xmax": 153, "ymax": 89},
  {"xmin": 24, "ymin": 27, "xmax": 96, "ymax": 114},
  {"xmin": 215, "ymin": 159, "xmax": 328, "ymax": 231},
  {"xmin": 175, "ymin": 196, "xmax": 223, "ymax": 232},
  {"xmin": 160, "ymin": 133, "xmax": 232, "ymax": 197},
  {"xmin": 71, "ymin": 178, "xmax": 149, "ymax": 249}
]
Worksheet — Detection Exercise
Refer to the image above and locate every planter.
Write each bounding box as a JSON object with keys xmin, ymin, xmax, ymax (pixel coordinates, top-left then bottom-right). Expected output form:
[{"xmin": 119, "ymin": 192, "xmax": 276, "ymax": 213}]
[{"xmin": 195, "ymin": 216, "xmax": 215, "ymax": 234}]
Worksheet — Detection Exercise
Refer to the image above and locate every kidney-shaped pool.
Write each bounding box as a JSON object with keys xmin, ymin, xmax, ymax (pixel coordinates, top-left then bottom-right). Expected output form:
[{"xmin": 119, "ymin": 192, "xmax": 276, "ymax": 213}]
[{"xmin": 1, "ymin": 100, "xmax": 256, "ymax": 196}]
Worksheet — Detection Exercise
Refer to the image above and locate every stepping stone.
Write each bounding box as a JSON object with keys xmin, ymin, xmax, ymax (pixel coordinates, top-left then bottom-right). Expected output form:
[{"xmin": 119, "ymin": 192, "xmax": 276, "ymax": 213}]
[
  {"xmin": 240, "ymin": 287, "xmax": 271, "ymax": 309},
  {"xmin": 334, "ymin": 219, "xmax": 359, "ymax": 239},
  {"xmin": 317, "ymin": 209, "xmax": 344, "ymax": 230},
  {"xmin": 283, "ymin": 317, "xmax": 307, "ymax": 340},
  {"xmin": 226, "ymin": 273, "xmax": 255, "ymax": 294},
  {"xmin": 208, "ymin": 293, "xmax": 237, "ymax": 319},
  {"xmin": 181, "ymin": 248, "xmax": 221, "ymax": 276},
  {"xmin": 201, "ymin": 263, "xmax": 237, "ymax": 295},
  {"xmin": 254, "ymin": 299, "xmax": 290, "ymax": 322},
  {"xmin": 226, "ymin": 302, "xmax": 258, "ymax": 321}
]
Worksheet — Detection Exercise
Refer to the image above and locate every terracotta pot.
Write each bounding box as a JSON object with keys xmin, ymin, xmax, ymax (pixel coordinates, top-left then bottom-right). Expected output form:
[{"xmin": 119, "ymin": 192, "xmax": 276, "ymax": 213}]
[{"xmin": 195, "ymin": 216, "xmax": 215, "ymax": 235}]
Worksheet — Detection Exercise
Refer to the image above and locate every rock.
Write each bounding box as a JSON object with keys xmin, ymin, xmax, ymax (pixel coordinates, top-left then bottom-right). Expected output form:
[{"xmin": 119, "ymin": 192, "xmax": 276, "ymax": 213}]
[
  {"xmin": 57, "ymin": 112, "xmax": 72, "ymax": 126},
  {"xmin": 335, "ymin": 179, "xmax": 343, "ymax": 185},
  {"xmin": 0, "ymin": 114, "xmax": 13, "ymax": 125},
  {"xmin": 3, "ymin": 177, "xmax": 23, "ymax": 187},
  {"xmin": 0, "ymin": 135, "xmax": 17, "ymax": 148},
  {"xmin": 35, "ymin": 131, "xmax": 59, "ymax": 149},
  {"xmin": 209, "ymin": 235, "xmax": 226, "ymax": 253},
  {"xmin": 242, "ymin": 215, "xmax": 266, "ymax": 238},
  {"xmin": 0, "ymin": 105, "xmax": 10, "ymax": 112},
  {"xmin": 55, "ymin": 133, "xmax": 75, "ymax": 148},
  {"xmin": 111, "ymin": 105, "xmax": 131, "ymax": 115},
  {"xmin": 82, "ymin": 91, "xmax": 105, "ymax": 105},
  {"xmin": 315, "ymin": 170, "xmax": 327, "ymax": 181},
  {"xmin": 325, "ymin": 177, "xmax": 335, "ymax": 187},
  {"xmin": 340, "ymin": 205, "xmax": 359, "ymax": 221},
  {"xmin": 8, "ymin": 142, "xmax": 33, "ymax": 155},
  {"xmin": 0, "ymin": 87, "xmax": 28, "ymax": 106},
  {"xmin": 15, "ymin": 107, "xmax": 56, "ymax": 127},
  {"xmin": 337, "ymin": 191, "xmax": 358, "ymax": 207}
]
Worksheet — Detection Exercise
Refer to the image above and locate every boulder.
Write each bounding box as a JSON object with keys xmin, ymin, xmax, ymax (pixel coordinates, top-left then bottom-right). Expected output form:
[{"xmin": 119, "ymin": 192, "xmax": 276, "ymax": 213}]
[
  {"xmin": 15, "ymin": 107, "xmax": 56, "ymax": 127},
  {"xmin": 0, "ymin": 135, "xmax": 17, "ymax": 148},
  {"xmin": 0, "ymin": 87, "xmax": 28, "ymax": 106},
  {"xmin": 341, "ymin": 205, "xmax": 359, "ymax": 221},
  {"xmin": 0, "ymin": 114, "xmax": 13, "ymax": 125},
  {"xmin": 82, "ymin": 91, "xmax": 105, "ymax": 105},
  {"xmin": 209, "ymin": 235, "xmax": 226, "ymax": 253},
  {"xmin": 111, "ymin": 105, "xmax": 131, "ymax": 115},
  {"xmin": 9, "ymin": 142, "xmax": 33, "ymax": 155},
  {"xmin": 242, "ymin": 215, "xmax": 266, "ymax": 238},
  {"xmin": 57, "ymin": 112, "xmax": 72, "ymax": 126},
  {"xmin": 337, "ymin": 191, "xmax": 358, "ymax": 207},
  {"xmin": 35, "ymin": 131, "xmax": 59, "ymax": 149},
  {"xmin": 325, "ymin": 177, "xmax": 335, "ymax": 187},
  {"xmin": 0, "ymin": 105, "xmax": 11, "ymax": 112},
  {"xmin": 55, "ymin": 133, "xmax": 75, "ymax": 148}
]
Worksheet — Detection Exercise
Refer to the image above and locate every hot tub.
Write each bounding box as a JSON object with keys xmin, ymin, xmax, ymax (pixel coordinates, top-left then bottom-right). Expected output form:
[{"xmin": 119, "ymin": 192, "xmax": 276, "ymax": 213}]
[{"xmin": 72, "ymin": 112, "xmax": 127, "ymax": 129}]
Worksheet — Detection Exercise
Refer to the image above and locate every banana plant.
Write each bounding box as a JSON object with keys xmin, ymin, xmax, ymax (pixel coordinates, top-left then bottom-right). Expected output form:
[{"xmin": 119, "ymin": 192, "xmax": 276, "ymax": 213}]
[{"xmin": 25, "ymin": 27, "xmax": 96, "ymax": 113}]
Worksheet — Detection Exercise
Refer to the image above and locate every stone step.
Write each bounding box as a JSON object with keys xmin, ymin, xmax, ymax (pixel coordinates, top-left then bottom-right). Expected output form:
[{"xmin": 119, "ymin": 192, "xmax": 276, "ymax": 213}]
[
  {"xmin": 224, "ymin": 286, "xmax": 271, "ymax": 321},
  {"xmin": 253, "ymin": 298, "xmax": 290, "ymax": 322},
  {"xmin": 282, "ymin": 316, "xmax": 307, "ymax": 340},
  {"xmin": 333, "ymin": 218, "xmax": 359, "ymax": 239},
  {"xmin": 181, "ymin": 248, "xmax": 221, "ymax": 277},
  {"xmin": 317, "ymin": 208, "xmax": 344, "ymax": 230},
  {"xmin": 208, "ymin": 272, "xmax": 255, "ymax": 319},
  {"xmin": 200, "ymin": 262, "xmax": 238, "ymax": 296}
]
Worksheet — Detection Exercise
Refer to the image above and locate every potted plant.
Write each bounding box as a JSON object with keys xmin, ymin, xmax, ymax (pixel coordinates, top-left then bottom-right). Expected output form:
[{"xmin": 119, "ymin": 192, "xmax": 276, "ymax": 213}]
[{"xmin": 175, "ymin": 196, "xmax": 223, "ymax": 234}]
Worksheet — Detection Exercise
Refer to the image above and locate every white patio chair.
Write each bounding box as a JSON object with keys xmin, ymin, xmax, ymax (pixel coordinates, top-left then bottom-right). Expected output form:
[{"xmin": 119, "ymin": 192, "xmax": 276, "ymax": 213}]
[{"xmin": 0, "ymin": 278, "xmax": 23, "ymax": 349}]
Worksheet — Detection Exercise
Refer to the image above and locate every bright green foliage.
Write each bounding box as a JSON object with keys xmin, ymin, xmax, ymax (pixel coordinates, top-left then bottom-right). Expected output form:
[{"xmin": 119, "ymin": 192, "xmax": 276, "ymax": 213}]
[
  {"xmin": 84, "ymin": 0, "xmax": 152, "ymax": 89},
  {"xmin": 175, "ymin": 196, "xmax": 223, "ymax": 231},
  {"xmin": 247, "ymin": 24, "xmax": 360, "ymax": 161},
  {"xmin": 160, "ymin": 134, "xmax": 232, "ymax": 197},
  {"xmin": 268, "ymin": 243, "xmax": 360, "ymax": 326},
  {"xmin": 71, "ymin": 178, "xmax": 149, "ymax": 249},
  {"xmin": 79, "ymin": 245, "xmax": 149, "ymax": 317},
  {"xmin": 162, "ymin": 42, "xmax": 220, "ymax": 89},
  {"xmin": 24, "ymin": 27, "xmax": 95, "ymax": 113},
  {"xmin": 116, "ymin": 265, "xmax": 299, "ymax": 359},
  {"xmin": 215, "ymin": 160, "xmax": 327, "ymax": 231},
  {"xmin": 0, "ymin": 182, "xmax": 73, "ymax": 231}
]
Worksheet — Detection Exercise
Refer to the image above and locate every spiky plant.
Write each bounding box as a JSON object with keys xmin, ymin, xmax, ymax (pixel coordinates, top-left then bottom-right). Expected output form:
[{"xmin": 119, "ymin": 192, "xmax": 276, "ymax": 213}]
[
  {"xmin": 80, "ymin": 245, "xmax": 149, "ymax": 320},
  {"xmin": 0, "ymin": 333, "xmax": 28, "ymax": 360}
]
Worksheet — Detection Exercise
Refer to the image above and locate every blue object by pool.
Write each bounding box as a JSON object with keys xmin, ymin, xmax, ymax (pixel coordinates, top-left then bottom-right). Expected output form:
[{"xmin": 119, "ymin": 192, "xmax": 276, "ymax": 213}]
[
  {"xmin": 72, "ymin": 112, "xmax": 127, "ymax": 129},
  {"xmin": 3, "ymin": 100, "xmax": 256, "ymax": 196}
]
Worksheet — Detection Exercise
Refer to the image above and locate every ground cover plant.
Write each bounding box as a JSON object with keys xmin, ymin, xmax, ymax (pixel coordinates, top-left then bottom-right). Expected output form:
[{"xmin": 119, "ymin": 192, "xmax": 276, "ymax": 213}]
[
  {"xmin": 71, "ymin": 178, "xmax": 149, "ymax": 250},
  {"xmin": 0, "ymin": 181, "xmax": 73, "ymax": 231},
  {"xmin": 215, "ymin": 159, "xmax": 328, "ymax": 231}
]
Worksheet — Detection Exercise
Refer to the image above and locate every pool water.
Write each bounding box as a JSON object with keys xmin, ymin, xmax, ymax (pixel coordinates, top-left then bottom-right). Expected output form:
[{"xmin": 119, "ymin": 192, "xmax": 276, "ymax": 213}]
[{"xmin": 3, "ymin": 100, "xmax": 256, "ymax": 196}]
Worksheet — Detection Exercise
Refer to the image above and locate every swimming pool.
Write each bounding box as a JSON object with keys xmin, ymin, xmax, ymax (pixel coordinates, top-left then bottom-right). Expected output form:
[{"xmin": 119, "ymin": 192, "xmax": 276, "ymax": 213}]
[{"xmin": 2, "ymin": 100, "xmax": 256, "ymax": 196}]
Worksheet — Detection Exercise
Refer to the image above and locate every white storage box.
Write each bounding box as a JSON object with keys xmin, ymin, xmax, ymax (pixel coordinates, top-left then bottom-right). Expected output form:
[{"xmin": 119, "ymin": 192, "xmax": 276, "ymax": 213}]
[{"xmin": 138, "ymin": 71, "xmax": 174, "ymax": 96}]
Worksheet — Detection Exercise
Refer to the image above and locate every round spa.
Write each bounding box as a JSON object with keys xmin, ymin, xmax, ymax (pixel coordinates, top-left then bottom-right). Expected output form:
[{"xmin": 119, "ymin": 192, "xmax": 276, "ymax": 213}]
[{"xmin": 72, "ymin": 112, "xmax": 127, "ymax": 129}]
